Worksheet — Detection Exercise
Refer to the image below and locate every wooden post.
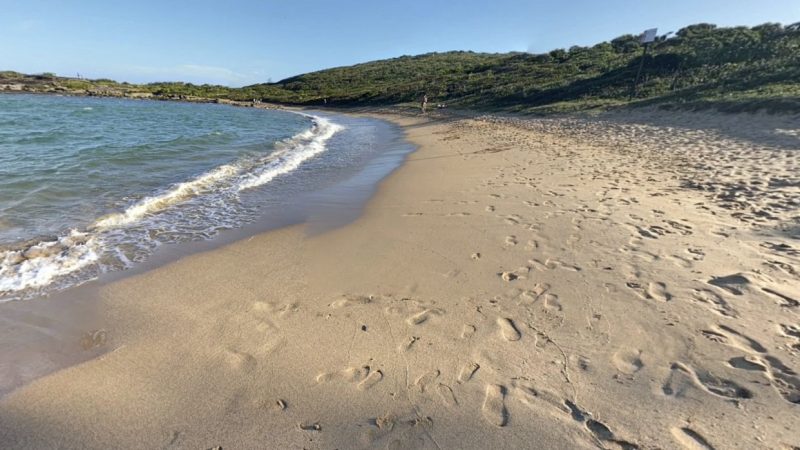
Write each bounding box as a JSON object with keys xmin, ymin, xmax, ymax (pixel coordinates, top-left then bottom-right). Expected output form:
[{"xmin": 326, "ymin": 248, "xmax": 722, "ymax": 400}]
[{"xmin": 630, "ymin": 43, "xmax": 650, "ymax": 100}]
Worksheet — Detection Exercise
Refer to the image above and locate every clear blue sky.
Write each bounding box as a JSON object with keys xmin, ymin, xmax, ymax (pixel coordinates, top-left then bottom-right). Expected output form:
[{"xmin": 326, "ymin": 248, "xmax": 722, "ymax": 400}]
[{"xmin": 2, "ymin": 0, "xmax": 798, "ymax": 87}]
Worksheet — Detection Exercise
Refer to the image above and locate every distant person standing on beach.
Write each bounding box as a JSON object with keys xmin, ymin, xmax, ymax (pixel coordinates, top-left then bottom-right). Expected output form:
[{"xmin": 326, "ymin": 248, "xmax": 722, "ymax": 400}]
[{"xmin": 421, "ymin": 94, "xmax": 428, "ymax": 113}]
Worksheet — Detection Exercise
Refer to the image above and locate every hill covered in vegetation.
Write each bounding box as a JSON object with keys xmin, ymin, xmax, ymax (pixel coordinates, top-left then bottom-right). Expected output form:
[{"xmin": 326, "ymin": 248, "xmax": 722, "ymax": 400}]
[
  {"xmin": 238, "ymin": 22, "xmax": 800, "ymax": 113},
  {"xmin": 3, "ymin": 22, "xmax": 799, "ymax": 114}
]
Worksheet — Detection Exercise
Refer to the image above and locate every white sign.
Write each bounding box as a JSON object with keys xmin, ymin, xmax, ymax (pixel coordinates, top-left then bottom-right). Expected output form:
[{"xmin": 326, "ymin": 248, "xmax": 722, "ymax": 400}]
[{"xmin": 640, "ymin": 28, "xmax": 658, "ymax": 44}]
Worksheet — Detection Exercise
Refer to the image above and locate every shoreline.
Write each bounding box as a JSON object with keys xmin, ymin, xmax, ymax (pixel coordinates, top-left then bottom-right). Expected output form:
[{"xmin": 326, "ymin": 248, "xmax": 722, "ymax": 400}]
[
  {"xmin": 1, "ymin": 108, "xmax": 798, "ymax": 448},
  {"xmin": 0, "ymin": 106, "xmax": 415, "ymax": 397},
  {"xmin": 0, "ymin": 102, "xmax": 416, "ymax": 303}
]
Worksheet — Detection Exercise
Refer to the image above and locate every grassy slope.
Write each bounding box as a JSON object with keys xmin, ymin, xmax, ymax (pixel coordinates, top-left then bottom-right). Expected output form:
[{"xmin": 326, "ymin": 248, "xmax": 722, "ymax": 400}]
[{"xmin": 235, "ymin": 22, "xmax": 800, "ymax": 113}]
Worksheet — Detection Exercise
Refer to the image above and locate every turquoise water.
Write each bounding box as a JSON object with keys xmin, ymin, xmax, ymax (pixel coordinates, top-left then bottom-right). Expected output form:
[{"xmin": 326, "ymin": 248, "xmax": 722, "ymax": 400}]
[
  {"xmin": 0, "ymin": 94, "xmax": 405, "ymax": 300},
  {"xmin": 0, "ymin": 95, "xmax": 310, "ymax": 243}
]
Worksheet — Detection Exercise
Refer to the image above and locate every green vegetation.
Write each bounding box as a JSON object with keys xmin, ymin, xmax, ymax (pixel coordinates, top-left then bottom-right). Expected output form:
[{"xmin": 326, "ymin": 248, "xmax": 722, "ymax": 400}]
[
  {"xmin": 236, "ymin": 22, "xmax": 800, "ymax": 113},
  {"xmin": 2, "ymin": 22, "xmax": 798, "ymax": 114},
  {"xmin": 144, "ymin": 82, "xmax": 234, "ymax": 98}
]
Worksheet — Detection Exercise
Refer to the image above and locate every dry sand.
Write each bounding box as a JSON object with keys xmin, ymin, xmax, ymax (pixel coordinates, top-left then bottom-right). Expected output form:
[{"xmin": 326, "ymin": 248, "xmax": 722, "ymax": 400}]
[{"xmin": 1, "ymin": 108, "xmax": 798, "ymax": 449}]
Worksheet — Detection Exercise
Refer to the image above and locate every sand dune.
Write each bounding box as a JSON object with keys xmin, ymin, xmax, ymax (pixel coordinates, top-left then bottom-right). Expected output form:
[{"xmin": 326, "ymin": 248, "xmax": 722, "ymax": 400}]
[{"xmin": 1, "ymin": 108, "xmax": 798, "ymax": 449}]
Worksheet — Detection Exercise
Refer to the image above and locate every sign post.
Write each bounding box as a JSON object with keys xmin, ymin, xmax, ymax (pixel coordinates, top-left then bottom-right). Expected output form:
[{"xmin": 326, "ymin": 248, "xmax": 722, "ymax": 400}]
[{"xmin": 630, "ymin": 28, "xmax": 657, "ymax": 99}]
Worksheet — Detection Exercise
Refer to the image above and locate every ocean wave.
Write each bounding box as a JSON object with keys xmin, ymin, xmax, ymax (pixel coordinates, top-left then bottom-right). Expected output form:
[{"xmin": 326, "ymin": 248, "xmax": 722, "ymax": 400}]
[
  {"xmin": 237, "ymin": 114, "xmax": 343, "ymax": 191},
  {"xmin": 0, "ymin": 113, "xmax": 343, "ymax": 300},
  {"xmin": 92, "ymin": 113, "xmax": 342, "ymax": 229},
  {"xmin": 92, "ymin": 163, "xmax": 240, "ymax": 229},
  {"xmin": 0, "ymin": 230, "xmax": 99, "ymax": 293}
]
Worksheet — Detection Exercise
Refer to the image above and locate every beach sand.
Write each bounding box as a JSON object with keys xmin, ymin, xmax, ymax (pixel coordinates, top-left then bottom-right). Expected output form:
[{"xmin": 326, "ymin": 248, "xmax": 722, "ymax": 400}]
[{"xmin": 1, "ymin": 108, "xmax": 798, "ymax": 449}]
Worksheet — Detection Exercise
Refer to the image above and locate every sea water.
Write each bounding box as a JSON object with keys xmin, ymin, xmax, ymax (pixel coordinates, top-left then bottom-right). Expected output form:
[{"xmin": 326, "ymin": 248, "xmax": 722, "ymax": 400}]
[{"xmin": 0, "ymin": 94, "xmax": 411, "ymax": 300}]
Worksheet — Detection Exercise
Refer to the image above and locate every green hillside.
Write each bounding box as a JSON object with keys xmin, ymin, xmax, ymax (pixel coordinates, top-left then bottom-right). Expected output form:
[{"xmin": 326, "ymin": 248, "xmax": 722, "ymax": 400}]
[
  {"xmin": 3, "ymin": 22, "xmax": 799, "ymax": 114},
  {"xmin": 234, "ymin": 22, "xmax": 800, "ymax": 113}
]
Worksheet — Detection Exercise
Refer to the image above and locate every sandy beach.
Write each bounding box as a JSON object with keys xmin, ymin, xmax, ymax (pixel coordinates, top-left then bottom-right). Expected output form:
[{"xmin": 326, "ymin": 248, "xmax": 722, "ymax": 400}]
[{"xmin": 1, "ymin": 108, "xmax": 798, "ymax": 449}]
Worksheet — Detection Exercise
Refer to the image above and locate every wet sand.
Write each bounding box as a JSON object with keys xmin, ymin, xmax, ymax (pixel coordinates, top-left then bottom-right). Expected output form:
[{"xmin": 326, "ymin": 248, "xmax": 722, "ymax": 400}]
[{"xmin": 1, "ymin": 108, "xmax": 799, "ymax": 449}]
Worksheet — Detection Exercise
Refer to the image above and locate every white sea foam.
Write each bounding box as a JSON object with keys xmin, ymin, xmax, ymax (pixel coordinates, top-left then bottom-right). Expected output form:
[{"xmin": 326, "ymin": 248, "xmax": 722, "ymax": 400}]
[
  {"xmin": 0, "ymin": 230, "xmax": 99, "ymax": 294},
  {"xmin": 237, "ymin": 115, "xmax": 343, "ymax": 191},
  {"xmin": 93, "ymin": 113, "xmax": 342, "ymax": 229},
  {"xmin": 92, "ymin": 163, "xmax": 240, "ymax": 229},
  {"xmin": 0, "ymin": 113, "xmax": 343, "ymax": 300}
]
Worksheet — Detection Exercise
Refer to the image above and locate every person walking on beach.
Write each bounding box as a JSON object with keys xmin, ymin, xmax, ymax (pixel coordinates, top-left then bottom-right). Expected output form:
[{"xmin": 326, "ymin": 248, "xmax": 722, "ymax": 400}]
[{"xmin": 421, "ymin": 94, "xmax": 428, "ymax": 114}]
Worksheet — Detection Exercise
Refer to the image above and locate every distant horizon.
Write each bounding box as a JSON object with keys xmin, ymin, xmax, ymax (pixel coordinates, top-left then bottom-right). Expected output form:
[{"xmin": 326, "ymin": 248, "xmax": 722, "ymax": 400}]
[{"xmin": 3, "ymin": 0, "xmax": 799, "ymax": 87}]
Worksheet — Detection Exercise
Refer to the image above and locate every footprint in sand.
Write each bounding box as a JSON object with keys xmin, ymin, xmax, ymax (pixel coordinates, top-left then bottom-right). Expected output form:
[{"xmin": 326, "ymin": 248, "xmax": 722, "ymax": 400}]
[
  {"xmin": 414, "ymin": 369, "xmax": 441, "ymax": 393},
  {"xmin": 633, "ymin": 225, "xmax": 660, "ymax": 239},
  {"xmin": 543, "ymin": 293, "xmax": 562, "ymax": 311},
  {"xmin": 548, "ymin": 394, "xmax": 641, "ymax": 448},
  {"xmin": 707, "ymin": 273, "xmax": 751, "ymax": 296},
  {"xmin": 482, "ymin": 384, "xmax": 508, "ymax": 427},
  {"xmin": 406, "ymin": 308, "xmax": 443, "ymax": 326},
  {"xmin": 358, "ymin": 370, "xmax": 384, "ymax": 391},
  {"xmin": 399, "ymin": 336, "xmax": 419, "ymax": 352},
  {"xmin": 329, "ymin": 294, "xmax": 373, "ymax": 308},
  {"xmin": 764, "ymin": 259, "xmax": 798, "ymax": 277},
  {"xmin": 552, "ymin": 259, "xmax": 581, "ymax": 272},
  {"xmin": 661, "ymin": 363, "xmax": 695, "ymax": 398},
  {"xmin": 520, "ymin": 283, "xmax": 550, "ymax": 303},
  {"xmin": 461, "ymin": 324, "xmax": 477, "ymax": 339},
  {"xmin": 686, "ymin": 247, "xmax": 705, "ymax": 260},
  {"xmin": 497, "ymin": 317, "xmax": 521, "ymax": 341},
  {"xmin": 647, "ymin": 282, "xmax": 671, "ymax": 301},
  {"xmin": 662, "ymin": 362, "xmax": 752, "ymax": 400},
  {"xmin": 779, "ymin": 323, "xmax": 800, "ymax": 338},
  {"xmin": 728, "ymin": 353, "xmax": 800, "ymax": 403},
  {"xmin": 275, "ymin": 302, "xmax": 300, "ymax": 318},
  {"xmin": 626, "ymin": 280, "xmax": 670, "ymax": 302},
  {"xmin": 530, "ymin": 258, "xmax": 580, "ymax": 272},
  {"xmin": 80, "ymin": 329, "xmax": 108, "ymax": 350},
  {"xmin": 529, "ymin": 259, "xmax": 549, "ymax": 271},
  {"xmin": 457, "ymin": 362, "xmax": 480, "ymax": 383},
  {"xmin": 585, "ymin": 419, "xmax": 638, "ymax": 449},
  {"xmin": 668, "ymin": 254, "xmax": 694, "ymax": 269},
  {"xmin": 727, "ymin": 356, "xmax": 767, "ymax": 372},
  {"xmin": 612, "ymin": 349, "xmax": 644, "ymax": 375},
  {"xmin": 298, "ymin": 422, "xmax": 321, "ymax": 431},
  {"xmin": 253, "ymin": 300, "xmax": 299, "ymax": 319},
  {"xmin": 316, "ymin": 365, "xmax": 371, "ymax": 384},
  {"xmin": 436, "ymin": 383, "xmax": 458, "ymax": 407},
  {"xmin": 665, "ymin": 220, "xmax": 693, "ymax": 236},
  {"xmin": 585, "ymin": 419, "xmax": 614, "ymax": 442},
  {"xmin": 512, "ymin": 382, "xmax": 571, "ymax": 415},
  {"xmin": 760, "ymin": 241, "xmax": 800, "ymax": 257},
  {"xmin": 690, "ymin": 289, "xmax": 738, "ymax": 317},
  {"xmin": 671, "ymin": 427, "xmax": 715, "ymax": 450},
  {"xmin": 701, "ymin": 324, "xmax": 767, "ymax": 353},
  {"xmin": 500, "ymin": 266, "xmax": 529, "ymax": 281},
  {"xmin": 500, "ymin": 271, "xmax": 519, "ymax": 282},
  {"xmin": 223, "ymin": 348, "xmax": 257, "ymax": 371},
  {"xmin": 778, "ymin": 324, "xmax": 800, "ymax": 353},
  {"xmin": 762, "ymin": 287, "xmax": 800, "ymax": 308},
  {"xmin": 769, "ymin": 369, "xmax": 800, "ymax": 404}
]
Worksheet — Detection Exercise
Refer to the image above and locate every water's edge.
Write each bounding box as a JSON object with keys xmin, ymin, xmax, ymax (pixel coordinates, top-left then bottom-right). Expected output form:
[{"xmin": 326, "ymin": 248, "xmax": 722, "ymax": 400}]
[
  {"xmin": 0, "ymin": 97, "xmax": 331, "ymax": 301},
  {"xmin": 0, "ymin": 108, "xmax": 417, "ymax": 398}
]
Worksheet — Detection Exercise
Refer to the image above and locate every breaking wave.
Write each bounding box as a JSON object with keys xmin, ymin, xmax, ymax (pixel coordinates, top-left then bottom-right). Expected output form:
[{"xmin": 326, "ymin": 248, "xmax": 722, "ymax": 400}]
[{"xmin": 0, "ymin": 113, "xmax": 343, "ymax": 300}]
